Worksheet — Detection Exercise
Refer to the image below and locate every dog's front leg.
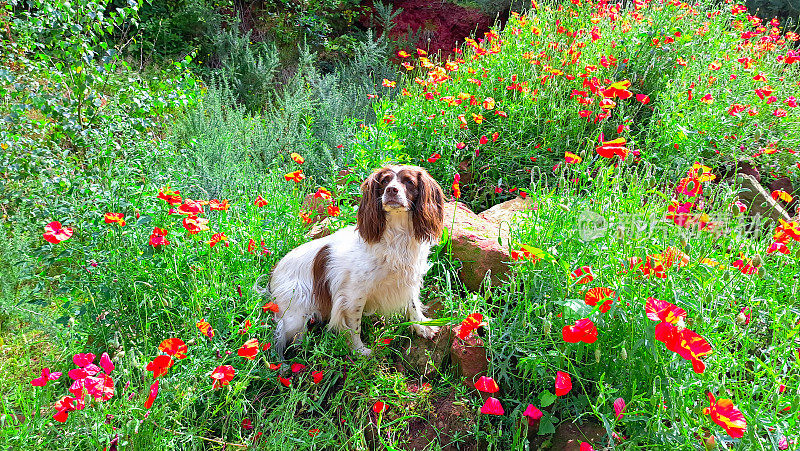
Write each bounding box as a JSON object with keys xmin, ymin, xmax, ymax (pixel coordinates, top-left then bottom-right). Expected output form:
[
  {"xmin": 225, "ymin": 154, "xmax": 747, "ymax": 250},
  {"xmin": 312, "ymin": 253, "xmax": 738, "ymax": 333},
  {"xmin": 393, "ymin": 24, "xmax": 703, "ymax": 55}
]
[
  {"xmin": 336, "ymin": 295, "xmax": 371, "ymax": 357},
  {"xmin": 408, "ymin": 293, "xmax": 439, "ymax": 340}
]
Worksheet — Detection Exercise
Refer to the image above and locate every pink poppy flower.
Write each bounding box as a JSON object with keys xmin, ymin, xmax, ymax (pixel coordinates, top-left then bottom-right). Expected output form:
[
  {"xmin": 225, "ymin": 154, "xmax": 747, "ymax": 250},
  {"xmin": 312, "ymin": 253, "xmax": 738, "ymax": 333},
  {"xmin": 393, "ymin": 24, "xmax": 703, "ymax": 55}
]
[{"xmin": 480, "ymin": 397, "xmax": 505, "ymax": 415}]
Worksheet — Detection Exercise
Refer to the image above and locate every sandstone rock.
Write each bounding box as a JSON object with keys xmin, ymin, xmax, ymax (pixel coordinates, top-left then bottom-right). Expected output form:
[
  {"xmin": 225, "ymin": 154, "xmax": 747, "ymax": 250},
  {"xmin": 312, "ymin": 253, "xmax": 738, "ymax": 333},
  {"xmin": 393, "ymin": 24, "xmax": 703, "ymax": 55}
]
[
  {"xmin": 307, "ymin": 217, "xmax": 334, "ymax": 240},
  {"xmin": 442, "ymin": 201, "xmax": 513, "ymax": 291},
  {"xmin": 479, "ymin": 195, "xmax": 538, "ymax": 224},
  {"xmin": 736, "ymin": 174, "xmax": 791, "ymax": 226},
  {"xmin": 400, "ymin": 325, "xmax": 455, "ymax": 379},
  {"xmin": 450, "ymin": 332, "xmax": 488, "ymax": 388}
]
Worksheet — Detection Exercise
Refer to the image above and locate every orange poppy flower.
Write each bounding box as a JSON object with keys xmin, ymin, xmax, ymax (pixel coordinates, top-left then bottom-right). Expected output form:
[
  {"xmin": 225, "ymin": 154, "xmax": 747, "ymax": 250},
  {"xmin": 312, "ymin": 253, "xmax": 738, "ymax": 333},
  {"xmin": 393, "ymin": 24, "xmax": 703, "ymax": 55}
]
[
  {"xmin": 472, "ymin": 113, "xmax": 484, "ymax": 124},
  {"xmin": 565, "ymin": 151, "xmax": 582, "ymax": 164},
  {"xmin": 482, "ymin": 97, "xmax": 496, "ymax": 110},
  {"xmin": 104, "ymin": 213, "xmax": 126, "ymax": 227},
  {"xmin": 457, "ymin": 313, "xmax": 483, "ymax": 339},
  {"xmin": 209, "ymin": 199, "xmax": 230, "ymax": 211},
  {"xmin": 44, "ymin": 221, "xmax": 74, "ymax": 244},
  {"xmin": 197, "ymin": 319, "xmax": 214, "ymax": 339},
  {"xmin": 157, "ymin": 186, "xmax": 182, "ymax": 205},
  {"xmin": 585, "ymin": 287, "xmax": 615, "ymax": 313},
  {"xmin": 771, "ymin": 190, "xmax": 793, "ymax": 203},
  {"xmin": 382, "ymin": 79, "xmax": 396, "ymax": 88},
  {"xmin": 290, "ymin": 152, "xmax": 304, "ymax": 164},
  {"xmin": 238, "ymin": 338, "xmax": 260, "ymax": 360},
  {"xmin": 211, "ymin": 365, "xmax": 235, "ymax": 389},
  {"xmin": 595, "ymin": 137, "xmax": 629, "ymax": 160},
  {"xmin": 207, "ymin": 232, "xmax": 229, "ymax": 248},
  {"xmin": 397, "ymin": 50, "xmax": 411, "ymax": 58},
  {"xmin": 654, "ymin": 322, "xmax": 712, "ymax": 373},
  {"xmin": 183, "ymin": 216, "xmax": 210, "ymax": 234},
  {"xmin": 284, "ymin": 170, "xmax": 305, "ymax": 183},
  {"xmin": 703, "ymin": 393, "xmax": 747, "ymax": 438},
  {"xmin": 146, "ymin": 355, "xmax": 174, "ymax": 378},
  {"xmin": 570, "ymin": 266, "xmax": 595, "ymax": 284},
  {"xmin": 645, "ymin": 297, "xmax": 687, "ymax": 324},
  {"xmin": 158, "ymin": 338, "xmax": 188, "ymax": 360},
  {"xmin": 601, "ymin": 80, "xmax": 633, "ymax": 99},
  {"xmin": 327, "ymin": 204, "xmax": 341, "ymax": 217},
  {"xmin": 262, "ymin": 302, "xmax": 279, "ymax": 313},
  {"xmin": 314, "ymin": 187, "xmax": 332, "ymax": 200}
]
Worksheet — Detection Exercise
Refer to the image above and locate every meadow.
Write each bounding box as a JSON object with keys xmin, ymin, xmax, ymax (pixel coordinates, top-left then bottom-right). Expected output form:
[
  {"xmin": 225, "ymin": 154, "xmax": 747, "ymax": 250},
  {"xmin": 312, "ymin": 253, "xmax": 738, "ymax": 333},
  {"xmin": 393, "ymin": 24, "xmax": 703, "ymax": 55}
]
[{"xmin": 1, "ymin": 0, "xmax": 799, "ymax": 449}]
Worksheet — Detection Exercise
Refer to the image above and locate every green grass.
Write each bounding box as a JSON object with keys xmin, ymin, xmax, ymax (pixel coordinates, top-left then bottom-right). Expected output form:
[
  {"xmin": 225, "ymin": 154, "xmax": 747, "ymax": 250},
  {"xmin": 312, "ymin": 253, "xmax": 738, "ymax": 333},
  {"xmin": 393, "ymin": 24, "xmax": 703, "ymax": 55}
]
[{"xmin": 2, "ymin": 0, "xmax": 800, "ymax": 449}]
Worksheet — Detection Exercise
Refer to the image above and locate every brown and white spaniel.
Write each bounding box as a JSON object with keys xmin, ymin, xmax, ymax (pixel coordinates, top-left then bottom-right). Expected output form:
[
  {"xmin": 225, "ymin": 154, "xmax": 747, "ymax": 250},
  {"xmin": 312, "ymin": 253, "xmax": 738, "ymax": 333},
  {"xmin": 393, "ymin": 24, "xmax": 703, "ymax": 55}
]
[{"xmin": 264, "ymin": 165, "xmax": 445, "ymax": 357}]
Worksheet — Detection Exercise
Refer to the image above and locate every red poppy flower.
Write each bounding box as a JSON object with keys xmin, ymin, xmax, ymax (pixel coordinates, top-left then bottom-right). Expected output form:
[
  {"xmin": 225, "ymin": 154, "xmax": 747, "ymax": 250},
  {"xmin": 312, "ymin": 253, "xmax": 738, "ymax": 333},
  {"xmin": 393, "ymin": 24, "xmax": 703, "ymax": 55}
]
[
  {"xmin": 523, "ymin": 404, "xmax": 543, "ymax": 426},
  {"xmin": 373, "ymin": 401, "xmax": 386, "ymax": 413},
  {"xmin": 44, "ymin": 221, "xmax": 74, "ymax": 244},
  {"xmin": 183, "ymin": 216, "xmax": 210, "ymax": 234},
  {"xmin": 768, "ymin": 241, "xmax": 790, "ymax": 254},
  {"xmin": 211, "ymin": 365, "xmax": 235, "ymax": 389},
  {"xmin": 207, "ymin": 232, "xmax": 229, "ymax": 248},
  {"xmin": 241, "ymin": 418, "xmax": 253, "ymax": 430},
  {"xmin": 474, "ymin": 376, "xmax": 500, "ymax": 393},
  {"xmin": 177, "ymin": 200, "xmax": 204, "ymax": 216},
  {"xmin": 327, "ymin": 204, "xmax": 341, "ymax": 217},
  {"xmin": 53, "ymin": 396, "xmax": 79, "ymax": 423},
  {"xmin": 290, "ymin": 152, "xmax": 304, "ymax": 164},
  {"xmin": 601, "ymin": 80, "xmax": 632, "ymax": 99},
  {"xmin": 570, "ymin": 266, "xmax": 595, "ymax": 284},
  {"xmin": 312, "ymin": 371, "xmax": 323, "ymax": 384},
  {"xmin": 585, "ymin": 287, "xmax": 615, "ymax": 313},
  {"xmin": 614, "ymin": 397, "xmax": 626, "ymax": 420},
  {"xmin": 104, "ymin": 212, "xmax": 126, "ymax": 227},
  {"xmin": 254, "ymin": 195, "xmax": 268, "ymax": 207},
  {"xmin": 595, "ymin": 138, "xmax": 629, "ymax": 160},
  {"xmin": 99, "ymin": 352, "xmax": 114, "ymax": 374},
  {"xmin": 262, "ymin": 302, "xmax": 279, "ymax": 314},
  {"xmin": 278, "ymin": 376, "xmax": 292, "ymax": 387},
  {"xmin": 269, "ymin": 363, "xmax": 281, "ymax": 370},
  {"xmin": 290, "ymin": 363, "xmax": 306, "ymax": 373},
  {"xmin": 579, "ymin": 443, "xmax": 594, "ymax": 451},
  {"xmin": 636, "ymin": 94, "xmax": 650, "ymax": 104},
  {"xmin": 144, "ymin": 380, "xmax": 159, "ymax": 409},
  {"xmin": 73, "ymin": 353, "xmax": 95, "ymax": 367},
  {"xmin": 196, "ymin": 319, "xmax": 214, "ymax": 339},
  {"xmin": 284, "ymin": 170, "xmax": 305, "ymax": 183},
  {"xmin": 314, "ymin": 187, "xmax": 332, "ymax": 200},
  {"xmin": 382, "ymin": 79, "xmax": 396, "ymax": 88},
  {"xmin": 452, "ymin": 175, "xmax": 461, "ymax": 199},
  {"xmin": 676, "ymin": 177, "xmax": 702, "ymax": 197},
  {"xmin": 492, "ymin": 132, "xmax": 499, "ymax": 142},
  {"xmin": 308, "ymin": 429, "xmax": 321, "ymax": 437},
  {"xmin": 456, "ymin": 142, "xmax": 466, "ymax": 150},
  {"xmin": 480, "ymin": 397, "xmax": 505, "ymax": 415},
  {"xmin": 562, "ymin": 318, "xmax": 598, "ymax": 344},
  {"xmin": 654, "ymin": 322, "xmax": 712, "ymax": 373},
  {"xmin": 238, "ymin": 338, "xmax": 260, "ymax": 360},
  {"xmin": 397, "ymin": 50, "xmax": 410, "ymax": 58},
  {"xmin": 146, "ymin": 355, "xmax": 174, "ymax": 378},
  {"xmin": 31, "ymin": 368, "xmax": 62, "ymax": 387},
  {"xmin": 149, "ymin": 227, "xmax": 170, "ymax": 247},
  {"xmin": 732, "ymin": 258, "xmax": 757, "ymax": 275},
  {"xmin": 457, "ymin": 313, "xmax": 483, "ymax": 339},
  {"xmin": 157, "ymin": 186, "xmax": 182, "ymax": 205},
  {"xmin": 645, "ymin": 297, "xmax": 687, "ymax": 324},
  {"xmin": 555, "ymin": 371, "xmax": 572, "ymax": 396},
  {"xmin": 426, "ymin": 153, "xmax": 441, "ymax": 163},
  {"xmin": 703, "ymin": 392, "xmax": 746, "ymax": 438},
  {"xmin": 482, "ymin": 98, "xmax": 495, "ymax": 110},
  {"xmin": 772, "ymin": 190, "xmax": 793, "ymax": 203}
]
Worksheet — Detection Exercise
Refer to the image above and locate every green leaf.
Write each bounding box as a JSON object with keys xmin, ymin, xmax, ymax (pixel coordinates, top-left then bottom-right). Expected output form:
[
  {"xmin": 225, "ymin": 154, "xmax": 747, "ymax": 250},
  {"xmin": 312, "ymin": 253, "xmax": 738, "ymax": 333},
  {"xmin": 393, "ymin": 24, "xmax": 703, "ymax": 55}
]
[{"xmin": 539, "ymin": 390, "xmax": 557, "ymax": 407}]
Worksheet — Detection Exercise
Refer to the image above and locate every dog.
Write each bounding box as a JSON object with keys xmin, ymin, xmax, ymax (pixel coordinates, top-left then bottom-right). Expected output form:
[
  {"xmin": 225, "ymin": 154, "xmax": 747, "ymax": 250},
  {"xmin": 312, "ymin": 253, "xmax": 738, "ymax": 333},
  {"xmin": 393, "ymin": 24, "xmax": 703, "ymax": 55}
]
[{"xmin": 263, "ymin": 164, "xmax": 445, "ymax": 358}]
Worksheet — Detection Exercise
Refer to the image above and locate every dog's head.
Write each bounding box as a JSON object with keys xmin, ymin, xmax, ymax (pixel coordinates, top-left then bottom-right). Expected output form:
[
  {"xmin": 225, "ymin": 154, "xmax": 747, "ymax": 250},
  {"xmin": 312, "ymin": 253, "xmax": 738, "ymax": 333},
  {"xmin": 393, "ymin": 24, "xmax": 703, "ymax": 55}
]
[{"xmin": 357, "ymin": 165, "xmax": 445, "ymax": 244}]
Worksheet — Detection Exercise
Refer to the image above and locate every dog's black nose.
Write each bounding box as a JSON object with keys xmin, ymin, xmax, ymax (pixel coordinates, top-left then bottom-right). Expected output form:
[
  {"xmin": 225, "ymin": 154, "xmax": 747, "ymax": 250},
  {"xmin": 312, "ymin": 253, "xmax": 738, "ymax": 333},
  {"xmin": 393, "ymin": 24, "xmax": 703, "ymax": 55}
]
[{"xmin": 385, "ymin": 186, "xmax": 398, "ymax": 195}]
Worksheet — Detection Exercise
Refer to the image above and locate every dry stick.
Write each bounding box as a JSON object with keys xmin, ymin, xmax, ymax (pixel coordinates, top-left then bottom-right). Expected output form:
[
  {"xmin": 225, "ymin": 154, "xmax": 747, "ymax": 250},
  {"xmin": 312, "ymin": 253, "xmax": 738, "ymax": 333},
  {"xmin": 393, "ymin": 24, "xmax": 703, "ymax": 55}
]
[{"xmin": 148, "ymin": 420, "xmax": 248, "ymax": 448}]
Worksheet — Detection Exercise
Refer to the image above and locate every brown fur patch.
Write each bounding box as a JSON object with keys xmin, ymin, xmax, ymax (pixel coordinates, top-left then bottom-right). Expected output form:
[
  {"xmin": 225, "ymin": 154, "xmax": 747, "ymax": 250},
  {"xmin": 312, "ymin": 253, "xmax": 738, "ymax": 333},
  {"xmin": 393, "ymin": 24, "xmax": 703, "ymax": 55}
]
[
  {"xmin": 357, "ymin": 168, "xmax": 391, "ymax": 243},
  {"xmin": 411, "ymin": 169, "xmax": 445, "ymax": 242},
  {"xmin": 312, "ymin": 244, "xmax": 333, "ymax": 321}
]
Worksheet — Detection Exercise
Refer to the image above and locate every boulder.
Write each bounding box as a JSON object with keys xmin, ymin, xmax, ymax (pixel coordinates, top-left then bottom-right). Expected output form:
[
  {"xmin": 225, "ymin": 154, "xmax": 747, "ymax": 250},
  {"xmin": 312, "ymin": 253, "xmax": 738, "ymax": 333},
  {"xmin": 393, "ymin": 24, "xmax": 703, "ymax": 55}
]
[
  {"xmin": 736, "ymin": 174, "xmax": 791, "ymax": 225},
  {"xmin": 442, "ymin": 201, "xmax": 514, "ymax": 291},
  {"xmin": 301, "ymin": 193, "xmax": 332, "ymax": 224},
  {"xmin": 479, "ymin": 195, "xmax": 538, "ymax": 224},
  {"xmin": 400, "ymin": 325, "xmax": 454, "ymax": 379},
  {"xmin": 450, "ymin": 332, "xmax": 488, "ymax": 388},
  {"xmin": 307, "ymin": 217, "xmax": 334, "ymax": 240}
]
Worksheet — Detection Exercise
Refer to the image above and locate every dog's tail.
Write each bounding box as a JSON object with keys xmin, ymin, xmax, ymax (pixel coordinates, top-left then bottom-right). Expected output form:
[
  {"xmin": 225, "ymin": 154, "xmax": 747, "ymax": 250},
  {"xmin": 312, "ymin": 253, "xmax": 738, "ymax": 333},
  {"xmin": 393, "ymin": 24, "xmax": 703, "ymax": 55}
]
[{"xmin": 252, "ymin": 274, "xmax": 271, "ymax": 298}]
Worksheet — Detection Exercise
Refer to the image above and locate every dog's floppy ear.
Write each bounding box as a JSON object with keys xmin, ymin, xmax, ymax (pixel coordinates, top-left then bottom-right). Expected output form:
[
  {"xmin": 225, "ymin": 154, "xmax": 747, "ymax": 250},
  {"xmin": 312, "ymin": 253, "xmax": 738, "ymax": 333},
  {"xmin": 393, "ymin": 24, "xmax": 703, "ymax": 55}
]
[
  {"xmin": 412, "ymin": 168, "xmax": 445, "ymax": 242},
  {"xmin": 357, "ymin": 169, "xmax": 387, "ymax": 243}
]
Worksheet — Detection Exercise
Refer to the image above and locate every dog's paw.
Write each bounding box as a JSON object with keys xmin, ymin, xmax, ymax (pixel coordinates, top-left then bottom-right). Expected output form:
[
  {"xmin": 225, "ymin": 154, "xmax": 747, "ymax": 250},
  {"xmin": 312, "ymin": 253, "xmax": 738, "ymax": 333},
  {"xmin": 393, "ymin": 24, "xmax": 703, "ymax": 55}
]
[{"xmin": 413, "ymin": 324, "xmax": 440, "ymax": 340}]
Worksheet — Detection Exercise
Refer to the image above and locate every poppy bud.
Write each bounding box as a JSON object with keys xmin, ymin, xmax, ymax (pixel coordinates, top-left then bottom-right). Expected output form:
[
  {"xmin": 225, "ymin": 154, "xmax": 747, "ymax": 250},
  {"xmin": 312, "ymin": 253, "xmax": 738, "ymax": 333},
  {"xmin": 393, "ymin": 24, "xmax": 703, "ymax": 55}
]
[
  {"xmin": 680, "ymin": 236, "xmax": 688, "ymax": 249},
  {"xmin": 615, "ymin": 225, "xmax": 625, "ymax": 240},
  {"xmin": 620, "ymin": 347, "xmax": 627, "ymax": 360},
  {"xmin": 757, "ymin": 266, "xmax": 766, "ymax": 278},
  {"xmin": 722, "ymin": 271, "xmax": 731, "ymax": 281},
  {"xmin": 595, "ymin": 348, "xmax": 601, "ymax": 362},
  {"xmin": 543, "ymin": 316, "xmax": 551, "ymax": 334},
  {"xmin": 751, "ymin": 254, "xmax": 762, "ymax": 267},
  {"xmin": 559, "ymin": 204, "xmax": 571, "ymax": 212},
  {"xmin": 580, "ymin": 150, "xmax": 586, "ymax": 159},
  {"xmin": 735, "ymin": 311, "xmax": 747, "ymax": 325}
]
